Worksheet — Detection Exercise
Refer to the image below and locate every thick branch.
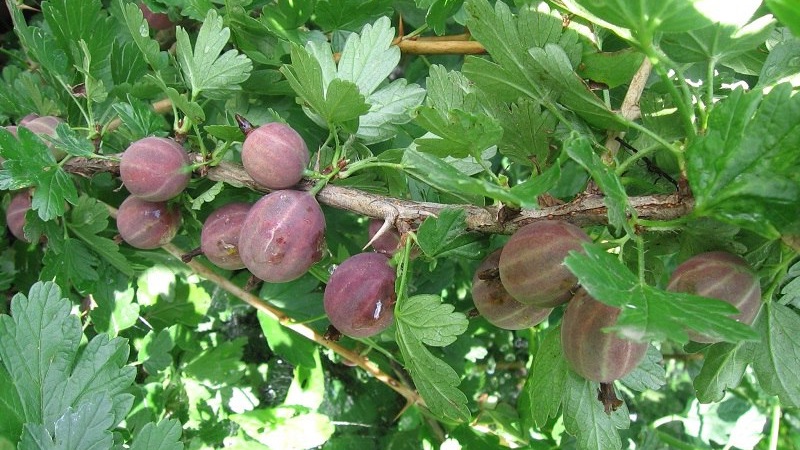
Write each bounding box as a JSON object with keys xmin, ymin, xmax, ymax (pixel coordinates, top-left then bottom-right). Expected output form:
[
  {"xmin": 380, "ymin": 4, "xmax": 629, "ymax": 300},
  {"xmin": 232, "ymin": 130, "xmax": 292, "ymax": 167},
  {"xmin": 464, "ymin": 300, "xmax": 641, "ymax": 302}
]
[{"xmin": 64, "ymin": 154, "xmax": 693, "ymax": 234}]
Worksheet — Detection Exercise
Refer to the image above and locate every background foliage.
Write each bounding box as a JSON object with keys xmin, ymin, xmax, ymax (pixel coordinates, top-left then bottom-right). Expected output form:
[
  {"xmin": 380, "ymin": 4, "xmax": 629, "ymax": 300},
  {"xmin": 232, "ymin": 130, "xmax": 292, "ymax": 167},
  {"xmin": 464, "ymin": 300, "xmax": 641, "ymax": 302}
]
[{"xmin": 0, "ymin": 0, "xmax": 799, "ymax": 449}]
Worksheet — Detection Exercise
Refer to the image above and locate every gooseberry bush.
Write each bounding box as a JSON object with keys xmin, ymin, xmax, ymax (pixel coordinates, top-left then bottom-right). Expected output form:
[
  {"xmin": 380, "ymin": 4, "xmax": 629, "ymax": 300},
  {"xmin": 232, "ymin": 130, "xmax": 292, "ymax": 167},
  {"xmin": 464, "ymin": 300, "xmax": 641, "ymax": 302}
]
[{"xmin": 1, "ymin": 0, "xmax": 799, "ymax": 449}]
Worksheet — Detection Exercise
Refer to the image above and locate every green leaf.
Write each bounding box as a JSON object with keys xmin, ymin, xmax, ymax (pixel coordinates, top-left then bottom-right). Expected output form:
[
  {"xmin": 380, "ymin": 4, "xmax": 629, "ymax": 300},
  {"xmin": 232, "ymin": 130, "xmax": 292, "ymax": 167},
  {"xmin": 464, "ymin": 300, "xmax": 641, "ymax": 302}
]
[
  {"xmin": 416, "ymin": 208, "xmax": 483, "ymax": 259},
  {"xmin": 280, "ymin": 44, "xmax": 369, "ymax": 131},
  {"xmin": 90, "ymin": 278, "xmax": 139, "ymax": 338},
  {"xmin": 396, "ymin": 294, "xmax": 468, "ymax": 347},
  {"xmin": 767, "ymin": 0, "xmax": 800, "ymax": 37},
  {"xmin": 337, "ymin": 17, "xmax": 399, "ymax": 96},
  {"xmin": 41, "ymin": 238, "xmax": 100, "ymax": 290},
  {"xmin": 693, "ymin": 341, "xmax": 755, "ymax": 403},
  {"xmin": 182, "ymin": 338, "xmax": 246, "ymax": 385},
  {"xmin": 509, "ymin": 160, "xmax": 561, "ymax": 201},
  {"xmin": 0, "ymin": 127, "xmax": 78, "ymax": 220},
  {"xmin": 68, "ymin": 196, "xmax": 133, "ymax": 277},
  {"xmin": 119, "ymin": 1, "xmax": 169, "ymax": 70},
  {"xmin": 175, "ymin": 9, "xmax": 253, "ymax": 98},
  {"xmin": 566, "ymin": 135, "xmax": 634, "ymax": 235},
  {"xmin": 45, "ymin": 124, "xmax": 96, "ymax": 159},
  {"xmin": 751, "ymin": 302, "xmax": 800, "ymax": 407},
  {"xmin": 564, "ymin": 243, "xmax": 760, "ymax": 344},
  {"xmin": 0, "ymin": 365, "xmax": 24, "ymax": 442},
  {"xmin": 111, "ymin": 100, "xmax": 170, "ymax": 142},
  {"xmin": 357, "ymin": 78, "xmax": 425, "ymax": 144},
  {"xmin": 526, "ymin": 326, "xmax": 569, "ymax": 427},
  {"xmin": 231, "ymin": 408, "xmax": 334, "ymax": 449},
  {"xmin": 111, "ymin": 40, "xmax": 148, "ymax": 86},
  {"xmin": 0, "ymin": 281, "xmax": 135, "ymax": 431},
  {"xmin": 314, "ymin": 0, "xmax": 393, "ymax": 32},
  {"xmin": 660, "ymin": 16, "xmax": 775, "ymax": 64},
  {"xmin": 619, "ymin": 345, "xmax": 666, "ymax": 392},
  {"xmin": 395, "ymin": 294, "xmax": 470, "ymax": 421},
  {"xmin": 561, "ymin": 0, "xmax": 736, "ymax": 43},
  {"xmin": 42, "ymin": 0, "xmax": 115, "ymax": 82},
  {"xmin": 401, "ymin": 148, "xmax": 536, "ymax": 208},
  {"xmin": 528, "ymin": 44, "xmax": 625, "ymax": 130},
  {"xmin": 562, "ymin": 371, "xmax": 622, "ymax": 450},
  {"xmin": 129, "ymin": 419, "xmax": 183, "ymax": 450},
  {"xmin": 4, "ymin": 4, "xmax": 69, "ymax": 75},
  {"xmin": 426, "ymin": 0, "xmax": 465, "ymax": 35},
  {"xmin": 136, "ymin": 329, "xmax": 174, "ymax": 375},
  {"xmin": 20, "ymin": 393, "xmax": 115, "ymax": 450},
  {"xmin": 414, "ymin": 108, "xmax": 503, "ymax": 159},
  {"xmin": 488, "ymin": 97, "xmax": 558, "ymax": 167},
  {"xmin": 686, "ymin": 84, "xmax": 800, "ymax": 239},
  {"xmin": 756, "ymin": 33, "xmax": 800, "ymax": 89},
  {"xmin": 257, "ymin": 311, "xmax": 317, "ymax": 368},
  {"xmin": 577, "ymin": 49, "xmax": 646, "ymax": 89}
]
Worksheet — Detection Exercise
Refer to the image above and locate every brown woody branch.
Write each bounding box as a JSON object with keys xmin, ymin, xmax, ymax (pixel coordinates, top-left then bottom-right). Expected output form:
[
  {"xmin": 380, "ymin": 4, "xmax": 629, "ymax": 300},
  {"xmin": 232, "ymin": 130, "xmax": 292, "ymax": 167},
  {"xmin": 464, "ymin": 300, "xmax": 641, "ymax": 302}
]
[
  {"xmin": 64, "ymin": 154, "xmax": 694, "ymax": 234},
  {"xmin": 159, "ymin": 242, "xmax": 425, "ymax": 409}
]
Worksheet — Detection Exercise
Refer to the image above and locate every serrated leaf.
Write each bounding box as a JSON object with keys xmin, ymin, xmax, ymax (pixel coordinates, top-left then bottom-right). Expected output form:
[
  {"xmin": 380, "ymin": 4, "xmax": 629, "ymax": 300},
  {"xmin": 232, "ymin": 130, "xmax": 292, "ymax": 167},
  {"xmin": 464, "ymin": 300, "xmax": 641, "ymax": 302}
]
[
  {"xmin": 42, "ymin": 0, "xmax": 114, "ymax": 84},
  {"xmin": 526, "ymin": 326, "xmax": 569, "ymax": 427},
  {"xmin": 4, "ymin": 4, "xmax": 69, "ymax": 75},
  {"xmin": 414, "ymin": 108, "xmax": 503, "ymax": 159},
  {"xmin": 67, "ymin": 196, "xmax": 132, "ymax": 277},
  {"xmin": 488, "ymin": 97, "xmax": 558, "ymax": 167},
  {"xmin": 562, "ymin": 371, "xmax": 622, "ymax": 450},
  {"xmin": 566, "ymin": 135, "xmax": 634, "ymax": 235},
  {"xmin": 395, "ymin": 294, "xmax": 470, "ymax": 421},
  {"xmin": 41, "ymin": 238, "xmax": 100, "ymax": 290},
  {"xmin": 686, "ymin": 84, "xmax": 800, "ymax": 238},
  {"xmin": 189, "ymin": 181, "xmax": 224, "ymax": 210},
  {"xmin": 111, "ymin": 100, "xmax": 170, "ymax": 141},
  {"xmin": 693, "ymin": 341, "xmax": 755, "ymax": 403},
  {"xmin": 175, "ymin": 9, "xmax": 252, "ymax": 98},
  {"xmin": 0, "ymin": 282, "xmax": 135, "ymax": 432},
  {"xmin": 396, "ymin": 294, "xmax": 468, "ymax": 347},
  {"xmin": 401, "ymin": 148, "xmax": 536, "ymax": 208},
  {"xmin": 281, "ymin": 44, "xmax": 369, "ymax": 131},
  {"xmin": 91, "ymin": 278, "xmax": 139, "ymax": 338},
  {"xmin": 111, "ymin": 40, "xmax": 148, "ymax": 86},
  {"xmin": 465, "ymin": 0, "xmax": 609, "ymax": 132},
  {"xmin": 20, "ymin": 393, "xmax": 115, "ymax": 450},
  {"xmin": 751, "ymin": 302, "xmax": 800, "ymax": 407},
  {"xmin": 45, "ymin": 124, "xmax": 96, "ymax": 158},
  {"xmin": 129, "ymin": 419, "xmax": 183, "ymax": 450},
  {"xmin": 564, "ymin": 243, "xmax": 759, "ymax": 344},
  {"xmin": 0, "ymin": 127, "xmax": 78, "ymax": 221},
  {"xmin": 619, "ymin": 345, "xmax": 666, "ymax": 392},
  {"xmin": 119, "ymin": 1, "xmax": 169, "ymax": 70},
  {"xmin": 337, "ymin": 17, "xmax": 399, "ymax": 96},
  {"xmin": 356, "ymin": 78, "xmax": 425, "ymax": 144},
  {"xmin": 137, "ymin": 329, "xmax": 174, "ymax": 374}
]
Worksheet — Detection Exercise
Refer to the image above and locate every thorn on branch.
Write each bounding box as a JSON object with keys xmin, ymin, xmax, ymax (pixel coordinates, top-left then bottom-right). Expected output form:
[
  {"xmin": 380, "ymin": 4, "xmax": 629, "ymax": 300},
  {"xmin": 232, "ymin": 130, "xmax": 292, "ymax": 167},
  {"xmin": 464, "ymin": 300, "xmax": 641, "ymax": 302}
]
[{"xmin": 616, "ymin": 137, "xmax": 679, "ymax": 190}]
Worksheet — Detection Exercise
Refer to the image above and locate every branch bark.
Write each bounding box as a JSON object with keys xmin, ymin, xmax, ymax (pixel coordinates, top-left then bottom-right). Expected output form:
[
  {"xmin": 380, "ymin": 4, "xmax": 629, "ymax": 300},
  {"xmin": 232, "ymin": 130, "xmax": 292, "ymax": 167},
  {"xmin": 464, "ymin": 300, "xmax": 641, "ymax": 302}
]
[{"xmin": 64, "ymin": 154, "xmax": 693, "ymax": 234}]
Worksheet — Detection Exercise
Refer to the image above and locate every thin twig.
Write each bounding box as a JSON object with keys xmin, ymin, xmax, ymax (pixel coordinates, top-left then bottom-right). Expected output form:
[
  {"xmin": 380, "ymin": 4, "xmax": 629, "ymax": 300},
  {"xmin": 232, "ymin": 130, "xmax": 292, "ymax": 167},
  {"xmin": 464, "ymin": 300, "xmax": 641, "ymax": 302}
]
[
  {"xmin": 604, "ymin": 58, "xmax": 653, "ymax": 163},
  {"xmin": 159, "ymin": 242, "xmax": 425, "ymax": 408}
]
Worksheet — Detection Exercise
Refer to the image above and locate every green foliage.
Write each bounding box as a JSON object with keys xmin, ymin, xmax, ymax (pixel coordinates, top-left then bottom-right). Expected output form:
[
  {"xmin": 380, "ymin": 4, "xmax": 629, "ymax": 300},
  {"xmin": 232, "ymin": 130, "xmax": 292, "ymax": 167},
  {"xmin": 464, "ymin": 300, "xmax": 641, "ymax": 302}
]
[{"xmin": 0, "ymin": 0, "xmax": 799, "ymax": 449}]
